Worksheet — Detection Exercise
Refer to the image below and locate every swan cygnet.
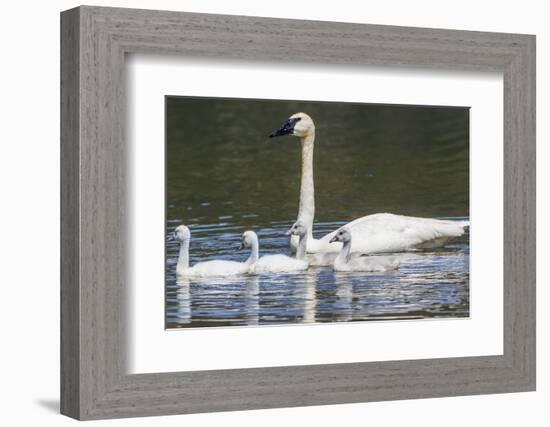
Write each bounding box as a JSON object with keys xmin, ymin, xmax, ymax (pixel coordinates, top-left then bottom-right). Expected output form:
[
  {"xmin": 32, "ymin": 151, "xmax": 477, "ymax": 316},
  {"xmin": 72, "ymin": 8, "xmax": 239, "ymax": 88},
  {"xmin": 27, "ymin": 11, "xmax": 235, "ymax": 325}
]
[
  {"xmin": 269, "ymin": 112, "xmax": 469, "ymax": 255},
  {"xmin": 329, "ymin": 228, "xmax": 400, "ymax": 272},
  {"xmin": 242, "ymin": 222, "xmax": 309, "ymax": 274},
  {"xmin": 172, "ymin": 225, "xmax": 253, "ymax": 277}
]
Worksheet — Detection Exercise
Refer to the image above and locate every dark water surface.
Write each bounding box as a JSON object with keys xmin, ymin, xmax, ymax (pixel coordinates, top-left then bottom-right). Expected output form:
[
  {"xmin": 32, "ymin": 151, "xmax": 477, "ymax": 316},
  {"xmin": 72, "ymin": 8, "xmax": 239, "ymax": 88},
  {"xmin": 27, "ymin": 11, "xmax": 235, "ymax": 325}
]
[{"xmin": 166, "ymin": 97, "xmax": 469, "ymax": 329}]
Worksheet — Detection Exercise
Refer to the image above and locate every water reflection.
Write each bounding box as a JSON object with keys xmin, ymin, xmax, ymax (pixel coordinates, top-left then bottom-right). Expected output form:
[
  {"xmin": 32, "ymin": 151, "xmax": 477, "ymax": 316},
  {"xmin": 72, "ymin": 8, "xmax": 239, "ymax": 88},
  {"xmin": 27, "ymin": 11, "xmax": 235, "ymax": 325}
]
[
  {"xmin": 172, "ymin": 279, "xmax": 191, "ymax": 323},
  {"xmin": 302, "ymin": 270, "xmax": 317, "ymax": 323},
  {"xmin": 332, "ymin": 273, "xmax": 353, "ymax": 322},
  {"xmin": 165, "ymin": 220, "xmax": 469, "ymax": 328}
]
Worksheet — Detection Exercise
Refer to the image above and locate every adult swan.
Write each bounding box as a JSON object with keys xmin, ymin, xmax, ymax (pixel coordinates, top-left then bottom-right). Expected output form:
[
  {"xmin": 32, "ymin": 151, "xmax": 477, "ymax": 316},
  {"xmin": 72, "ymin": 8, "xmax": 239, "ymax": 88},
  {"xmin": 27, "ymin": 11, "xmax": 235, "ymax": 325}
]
[{"xmin": 269, "ymin": 112, "xmax": 469, "ymax": 254}]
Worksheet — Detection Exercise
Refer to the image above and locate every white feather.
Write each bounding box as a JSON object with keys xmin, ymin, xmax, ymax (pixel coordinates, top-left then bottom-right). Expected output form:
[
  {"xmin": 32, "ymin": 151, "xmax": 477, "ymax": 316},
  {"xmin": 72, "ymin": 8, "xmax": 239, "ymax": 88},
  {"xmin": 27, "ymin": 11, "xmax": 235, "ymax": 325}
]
[
  {"xmin": 252, "ymin": 254, "xmax": 308, "ymax": 273},
  {"xmin": 181, "ymin": 259, "xmax": 250, "ymax": 277},
  {"xmin": 296, "ymin": 213, "xmax": 469, "ymax": 254}
]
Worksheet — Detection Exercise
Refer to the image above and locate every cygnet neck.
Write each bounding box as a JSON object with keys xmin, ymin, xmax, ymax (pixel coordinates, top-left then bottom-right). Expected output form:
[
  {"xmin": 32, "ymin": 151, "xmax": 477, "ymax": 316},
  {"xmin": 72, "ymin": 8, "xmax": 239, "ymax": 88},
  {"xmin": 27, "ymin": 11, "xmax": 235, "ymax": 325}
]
[
  {"xmin": 295, "ymin": 232, "xmax": 308, "ymax": 261},
  {"xmin": 336, "ymin": 237, "xmax": 352, "ymax": 264},
  {"xmin": 177, "ymin": 236, "xmax": 190, "ymax": 273},
  {"xmin": 246, "ymin": 234, "xmax": 259, "ymax": 264}
]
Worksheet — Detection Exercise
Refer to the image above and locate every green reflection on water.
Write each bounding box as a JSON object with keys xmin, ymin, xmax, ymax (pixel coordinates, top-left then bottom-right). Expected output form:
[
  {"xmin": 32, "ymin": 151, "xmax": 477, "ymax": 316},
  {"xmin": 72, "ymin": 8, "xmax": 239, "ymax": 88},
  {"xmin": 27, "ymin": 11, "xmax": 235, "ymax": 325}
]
[{"xmin": 166, "ymin": 97, "xmax": 469, "ymax": 229}]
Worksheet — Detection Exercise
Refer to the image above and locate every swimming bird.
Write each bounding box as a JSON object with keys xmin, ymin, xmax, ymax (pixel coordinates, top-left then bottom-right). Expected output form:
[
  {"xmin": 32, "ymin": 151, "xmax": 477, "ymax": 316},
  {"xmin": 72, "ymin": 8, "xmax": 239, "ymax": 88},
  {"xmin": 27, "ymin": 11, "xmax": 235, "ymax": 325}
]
[
  {"xmin": 269, "ymin": 112, "xmax": 469, "ymax": 254},
  {"xmin": 329, "ymin": 228, "xmax": 400, "ymax": 272},
  {"xmin": 171, "ymin": 225, "xmax": 252, "ymax": 277},
  {"xmin": 241, "ymin": 221, "xmax": 309, "ymax": 273}
]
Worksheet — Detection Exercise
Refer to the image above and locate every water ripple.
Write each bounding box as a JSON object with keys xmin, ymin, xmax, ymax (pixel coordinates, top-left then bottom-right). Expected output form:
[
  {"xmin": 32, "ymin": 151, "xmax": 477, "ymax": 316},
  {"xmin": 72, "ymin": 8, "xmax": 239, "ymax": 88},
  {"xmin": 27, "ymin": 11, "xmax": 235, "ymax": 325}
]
[{"xmin": 166, "ymin": 218, "xmax": 469, "ymax": 329}]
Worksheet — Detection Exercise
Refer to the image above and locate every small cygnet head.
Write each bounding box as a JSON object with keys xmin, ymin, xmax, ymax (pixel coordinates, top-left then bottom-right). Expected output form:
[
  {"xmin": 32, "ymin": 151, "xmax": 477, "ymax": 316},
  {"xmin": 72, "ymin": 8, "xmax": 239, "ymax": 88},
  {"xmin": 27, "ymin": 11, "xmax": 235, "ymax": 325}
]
[
  {"xmin": 172, "ymin": 224, "xmax": 190, "ymax": 242},
  {"xmin": 285, "ymin": 220, "xmax": 307, "ymax": 237},
  {"xmin": 269, "ymin": 112, "xmax": 315, "ymax": 139},
  {"xmin": 238, "ymin": 230, "xmax": 258, "ymax": 251},
  {"xmin": 329, "ymin": 227, "xmax": 352, "ymax": 244}
]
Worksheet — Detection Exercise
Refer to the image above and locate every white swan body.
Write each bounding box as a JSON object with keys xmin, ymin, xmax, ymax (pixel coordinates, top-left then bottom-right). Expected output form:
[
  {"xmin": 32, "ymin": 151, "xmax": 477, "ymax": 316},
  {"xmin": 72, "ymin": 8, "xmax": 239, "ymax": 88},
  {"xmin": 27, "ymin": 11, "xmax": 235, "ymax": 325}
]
[
  {"xmin": 181, "ymin": 259, "xmax": 250, "ymax": 277},
  {"xmin": 269, "ymin": 112, "xmax": 469, "ymax": 255},
  {"xmin": 334, "ymin": 254, "xmax": 400, "ymax": 272},
  {"xmin": 254, "ymin": 254, "xmax": 308, "ymax": 273},
  {"xmin": 307, "ymin": 252, "xmax": 337, "ymax": 267},
  {"xmin": 303, "ymin": 213, "xmax": 469, "ymax": 254},
  {"xmin": 172, "ymin": 225, "xmax": 252, "ymax": 277},
  {"xmin": 329, "ymin": 228, "xmax": 400, "ymax": 272},
  {"xmin": 243, "ymin": 221, "xmax": 309, "ymax": 274}
]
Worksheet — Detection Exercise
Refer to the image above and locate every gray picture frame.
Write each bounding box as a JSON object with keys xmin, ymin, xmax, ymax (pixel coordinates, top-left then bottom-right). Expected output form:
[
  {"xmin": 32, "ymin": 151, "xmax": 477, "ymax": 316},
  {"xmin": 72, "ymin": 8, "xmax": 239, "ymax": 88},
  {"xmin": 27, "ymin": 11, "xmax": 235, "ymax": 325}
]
[{"xmin": 60, "ymin": 5, "xmax": 536, "ymax": 420}]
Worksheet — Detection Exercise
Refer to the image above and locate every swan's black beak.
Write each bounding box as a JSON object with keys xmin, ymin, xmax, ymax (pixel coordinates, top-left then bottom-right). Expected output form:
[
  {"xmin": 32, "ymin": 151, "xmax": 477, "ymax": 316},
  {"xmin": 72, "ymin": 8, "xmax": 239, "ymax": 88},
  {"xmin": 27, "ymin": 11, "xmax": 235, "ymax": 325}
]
[
  {"xmin": 269, "ymin": 117, "xmax": 301, "ymax": 138},
  {"xmin": 329, "ymin": 235, "xmax": 339, "ymax": 244},
  {"xmin": 167, "ymin": 232, "xmax": 176, "ymax": 241},
  {"xmin": 237, "ymin": 242, "xmax": 245, "ymax": 251}
]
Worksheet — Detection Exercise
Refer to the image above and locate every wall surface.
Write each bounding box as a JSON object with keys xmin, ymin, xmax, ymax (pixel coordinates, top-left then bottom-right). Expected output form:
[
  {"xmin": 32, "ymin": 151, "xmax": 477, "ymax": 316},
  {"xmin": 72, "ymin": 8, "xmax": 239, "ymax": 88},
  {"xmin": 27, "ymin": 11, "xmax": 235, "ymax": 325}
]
[{"xmin": 0, "ymin": 0, "xmax": 547, "ymax": 425}]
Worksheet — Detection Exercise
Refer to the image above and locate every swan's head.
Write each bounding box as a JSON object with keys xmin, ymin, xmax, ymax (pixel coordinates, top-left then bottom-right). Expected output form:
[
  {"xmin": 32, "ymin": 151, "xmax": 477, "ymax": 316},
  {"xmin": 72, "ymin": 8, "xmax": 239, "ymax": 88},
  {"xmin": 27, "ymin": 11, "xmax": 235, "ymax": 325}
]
[
  {"xmin": 238, "ymin": 230, "xmax": 258, "ymax": 251},
  {"xmin": 329, "ymin": 227, "xmax": 352, "ymax": 244},
  {"xmin": 285, "ymin": 220, "xmax": 307, "ymax": 237},
  {"xmin": 269, "ymin": 112, "xmax": 315, "ymax": 139},
  {"xmin": 172, "ymin": 225, "xmax": 190, "ymax": 242}
]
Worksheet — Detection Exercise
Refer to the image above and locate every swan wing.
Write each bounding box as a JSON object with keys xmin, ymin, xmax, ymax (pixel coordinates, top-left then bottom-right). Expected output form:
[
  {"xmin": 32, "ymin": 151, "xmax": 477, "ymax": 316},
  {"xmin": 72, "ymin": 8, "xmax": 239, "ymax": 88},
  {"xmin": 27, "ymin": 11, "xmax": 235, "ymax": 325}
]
[{"xmin": 317, "ymin": 213, "xmax": 468, "ymax": 254}]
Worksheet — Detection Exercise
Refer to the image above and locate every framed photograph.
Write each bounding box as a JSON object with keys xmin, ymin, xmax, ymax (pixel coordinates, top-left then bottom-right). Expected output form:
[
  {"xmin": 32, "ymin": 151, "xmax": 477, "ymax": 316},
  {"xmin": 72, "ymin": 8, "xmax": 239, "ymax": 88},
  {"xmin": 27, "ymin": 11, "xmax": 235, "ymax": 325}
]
[{"xmin": 61, "ymin": 6, "xmax": 536, "ymax": 420}]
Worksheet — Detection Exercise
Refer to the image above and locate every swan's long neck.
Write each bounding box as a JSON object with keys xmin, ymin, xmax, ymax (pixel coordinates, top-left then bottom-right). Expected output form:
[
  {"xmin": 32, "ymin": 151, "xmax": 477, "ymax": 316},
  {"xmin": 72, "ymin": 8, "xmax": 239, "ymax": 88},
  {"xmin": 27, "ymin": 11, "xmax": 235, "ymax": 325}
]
[
  {"xmin": 336, "ymin": 240, "xmax": 352, "ymax": 264},
  {"xmin": 246, "ymin": 236, "xmax": 259, "ymax": 265},
  {"xmin": 296, "ymin": 233, "xmax": 307, "ymax": 261},
  {"xmin": 177, "ymin": 238, "xmax": 190, "ymax": 273},
  {"xmin": 298, "ymin": 132, "xmax": 315, "ymax": 240}
]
